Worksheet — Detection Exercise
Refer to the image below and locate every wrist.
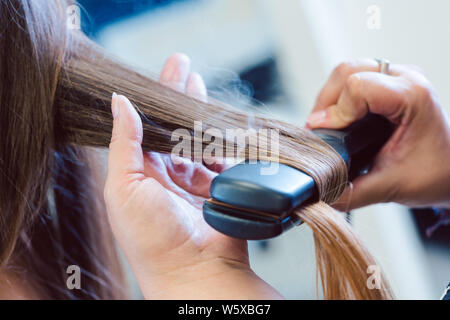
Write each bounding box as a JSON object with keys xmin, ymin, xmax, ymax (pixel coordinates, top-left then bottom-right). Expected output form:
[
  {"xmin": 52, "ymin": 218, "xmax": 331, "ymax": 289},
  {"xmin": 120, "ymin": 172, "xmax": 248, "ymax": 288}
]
[{"xmin": 137, "ymin": 257, "xmax": 283, "ymax": 300}]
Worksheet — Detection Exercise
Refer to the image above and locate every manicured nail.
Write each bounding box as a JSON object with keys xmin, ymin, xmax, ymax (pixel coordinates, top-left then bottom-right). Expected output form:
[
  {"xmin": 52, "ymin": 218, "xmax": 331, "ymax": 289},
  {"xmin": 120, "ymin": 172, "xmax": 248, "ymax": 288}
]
[
  {"xmin": 160, "ymin": 54, "xmax": 191, "ymax": 92},
  {"xmin": 111, "ymin": 92, "xmax": 118, "ymax": 118},
  {"xmin": 306, "ymin": 110, "xmax": 327, "ymax": 126}
]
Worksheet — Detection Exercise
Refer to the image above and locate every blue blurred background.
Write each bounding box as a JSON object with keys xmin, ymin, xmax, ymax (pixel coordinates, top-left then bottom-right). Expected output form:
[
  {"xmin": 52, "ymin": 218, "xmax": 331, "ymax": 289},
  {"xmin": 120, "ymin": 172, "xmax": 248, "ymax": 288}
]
[{"xmin": 78, "ymin": 0, "xmax": 450, "ymax": 299}]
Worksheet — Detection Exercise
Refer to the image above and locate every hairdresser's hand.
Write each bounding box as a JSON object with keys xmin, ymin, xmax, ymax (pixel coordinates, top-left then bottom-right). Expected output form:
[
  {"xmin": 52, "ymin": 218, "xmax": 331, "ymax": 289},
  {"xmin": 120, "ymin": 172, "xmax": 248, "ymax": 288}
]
[
  {"xmin": 307, "ymin": 59, "xmax": 450, "ymax": 210},
  {"xmin": 104, "ymin": 54, "xmax": 281, "ymax": 299}
]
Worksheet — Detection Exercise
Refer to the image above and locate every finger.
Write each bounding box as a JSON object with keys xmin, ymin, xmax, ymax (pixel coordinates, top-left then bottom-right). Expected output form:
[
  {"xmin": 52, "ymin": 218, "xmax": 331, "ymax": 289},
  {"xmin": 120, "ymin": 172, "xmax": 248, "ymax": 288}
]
[
  {"xmin": 332, "ymin": 170, "xmax": 394, "ymax": 211},
  {"xmin": 313, "ymin": 59, "xmax": 380, "ymax": 112},
  {"xmin": 185, "ymin": 72, "xmax": 207, "ymax": 103},
  {"xmin": 307, "ymin": 72, "xmax": 410, "ymax": 129},
  {"xmin": 164, "ymin": 154, "xmax": 216, "ymax": 197},
  {"xmin": 143, "ymin": 152, "xmax": 207, "ymax": 207},
  {"xmin": 313, "ymin": 59, "xmax": 405, "ymax": 113},
  {"xmin": 203, "ymin": 160, "xmax": 231, "ymax": 173},
  {"xmin": 106, "ymin": 93, "xmax": 144, "ymax": 185},
  {"xmin": 159, "ymin": 53, "xmax": 191, "ymax": 93}
]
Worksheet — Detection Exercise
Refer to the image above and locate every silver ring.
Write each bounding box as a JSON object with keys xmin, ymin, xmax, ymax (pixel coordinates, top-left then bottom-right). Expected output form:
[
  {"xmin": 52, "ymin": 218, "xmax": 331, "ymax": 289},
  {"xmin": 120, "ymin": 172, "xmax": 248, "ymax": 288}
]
[{"xmin": 375, "ymin": 58, "xmax": 390, "ymax": 75}]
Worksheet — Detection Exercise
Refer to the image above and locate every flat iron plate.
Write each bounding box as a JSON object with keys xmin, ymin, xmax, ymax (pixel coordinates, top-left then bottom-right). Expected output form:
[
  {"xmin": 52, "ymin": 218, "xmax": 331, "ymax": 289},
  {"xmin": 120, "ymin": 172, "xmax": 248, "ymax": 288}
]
[{"xmin": 203, "ymin": 200, "xmax": 302, "ymax": 240}]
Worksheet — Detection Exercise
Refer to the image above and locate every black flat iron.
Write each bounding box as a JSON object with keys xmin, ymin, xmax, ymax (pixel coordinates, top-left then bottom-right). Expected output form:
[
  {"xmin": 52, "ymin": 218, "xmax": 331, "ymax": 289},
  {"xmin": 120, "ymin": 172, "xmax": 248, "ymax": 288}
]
[{"xmin": 203, "ymin": 113, "xmax": 395, "ymax": 240}]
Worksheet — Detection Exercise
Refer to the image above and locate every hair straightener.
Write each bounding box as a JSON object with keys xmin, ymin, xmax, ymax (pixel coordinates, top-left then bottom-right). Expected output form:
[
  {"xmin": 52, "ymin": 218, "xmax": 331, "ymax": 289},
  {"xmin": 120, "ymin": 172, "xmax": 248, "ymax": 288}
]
[{"xmin": 203, "ymin": 113, "xmax": 395, "ymax": 240}]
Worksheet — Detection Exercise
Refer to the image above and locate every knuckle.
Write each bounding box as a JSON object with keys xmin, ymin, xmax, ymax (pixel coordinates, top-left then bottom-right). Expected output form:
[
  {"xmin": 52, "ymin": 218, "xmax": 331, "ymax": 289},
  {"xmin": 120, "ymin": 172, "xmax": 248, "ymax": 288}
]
[
  {"xmin": 397, "ymin": 91, "xmax": 410, "ymax": 115},
  {"xmin": 335, "ymin": 61, "xmax": 356, "ymax": 78},
  {"xmin": 334, "ymin": 59, "xmax": 370, "ymax": 78},
  {"xmin": 109, "ymin": 135, "xmax": 142, "ymax": 152},
  {"xmin": 109, "ymin": 121, "xmax": 143, "ymax": 147},
  {"xmin": 411, "ymin": 80, "xmax": 434, "ymax": 103},
  {"xmin": 345, "ymin": 74, "xmax": 362, "ymax": 99},
  {"xmin": 130, "ymin": 129, "xmax": 143, "ymax": 143}
]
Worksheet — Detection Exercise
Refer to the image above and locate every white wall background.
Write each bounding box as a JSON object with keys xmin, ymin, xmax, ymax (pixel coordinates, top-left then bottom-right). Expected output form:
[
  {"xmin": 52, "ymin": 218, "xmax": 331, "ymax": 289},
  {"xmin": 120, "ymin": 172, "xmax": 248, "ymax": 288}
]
[{"xmin": 97, "ymin": 0, "xmax": 450, "ymax": 299}]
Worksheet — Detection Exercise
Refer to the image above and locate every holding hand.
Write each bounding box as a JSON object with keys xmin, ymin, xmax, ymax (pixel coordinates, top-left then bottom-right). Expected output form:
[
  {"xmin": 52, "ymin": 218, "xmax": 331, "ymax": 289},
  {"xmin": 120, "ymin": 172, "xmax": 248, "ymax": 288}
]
[
  {"xmin": 104, "ymin": 54, "xmax": 282, "ymax": 299},
  {"xmin": 307, "ymin": 59, "xmax": 450, "ymax": 210}
]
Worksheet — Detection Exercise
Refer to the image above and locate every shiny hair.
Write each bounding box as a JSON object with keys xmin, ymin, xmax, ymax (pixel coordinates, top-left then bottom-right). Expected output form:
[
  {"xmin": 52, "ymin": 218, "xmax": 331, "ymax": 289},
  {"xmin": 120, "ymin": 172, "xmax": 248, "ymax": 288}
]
[{"xmin": 0, "ymin": 0, "xmax": 392, "ymax": 299}]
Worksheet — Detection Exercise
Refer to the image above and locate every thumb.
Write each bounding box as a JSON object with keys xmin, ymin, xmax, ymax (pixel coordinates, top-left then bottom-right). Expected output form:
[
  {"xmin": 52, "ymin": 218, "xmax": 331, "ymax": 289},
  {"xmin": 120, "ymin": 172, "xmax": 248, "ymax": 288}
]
[
  {"xmin": 332, "ymin": 170, "xmax": 394, "ymax": 211},
  {"xmin": 307, "ymin": 72, "xmax": 408, "ymax": 129},
  {"xmin": 106, "ymin": 93, "xmax": 144, "ymax": 187}
]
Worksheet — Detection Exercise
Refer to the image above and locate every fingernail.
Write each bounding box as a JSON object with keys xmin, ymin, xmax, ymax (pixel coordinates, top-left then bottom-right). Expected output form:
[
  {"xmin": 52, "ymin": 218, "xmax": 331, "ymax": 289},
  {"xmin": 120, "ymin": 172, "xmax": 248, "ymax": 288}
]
[
  {"xmin": 170, "ymin": 54, "xmax": 190, "ymax": 82},
  {"xmin": 111, "ymin": 92, "xmax": 119, "ymax": 118},
  {"xmin": 306, "ymin": 110, "xmax": 327, "ymax": 126}
]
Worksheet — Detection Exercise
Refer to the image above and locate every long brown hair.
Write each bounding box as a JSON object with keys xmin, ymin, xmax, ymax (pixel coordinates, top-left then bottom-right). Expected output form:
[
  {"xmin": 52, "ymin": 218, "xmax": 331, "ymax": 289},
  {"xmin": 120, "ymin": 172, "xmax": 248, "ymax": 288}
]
[
  {"xmin": 1, "ymin": 0, "xmax": 392, "ymax": 299},
  {"xmin": 0, "ymin": 0, "xmax": 124, "ymax": 299}
]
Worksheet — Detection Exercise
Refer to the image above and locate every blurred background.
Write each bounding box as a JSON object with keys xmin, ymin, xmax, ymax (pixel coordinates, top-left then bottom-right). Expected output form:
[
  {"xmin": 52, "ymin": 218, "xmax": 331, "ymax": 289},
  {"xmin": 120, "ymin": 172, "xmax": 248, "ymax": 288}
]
[{"xmin": 77, "ymin": 0, "xmax": 450, "ymax": 299}]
